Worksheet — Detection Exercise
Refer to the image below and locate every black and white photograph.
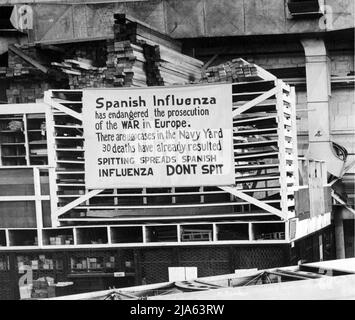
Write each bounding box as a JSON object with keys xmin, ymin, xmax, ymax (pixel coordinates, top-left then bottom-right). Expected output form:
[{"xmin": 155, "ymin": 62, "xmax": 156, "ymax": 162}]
[{"xmin": 0, "ymin": 0, "xmax": 354, "ymax": 309}]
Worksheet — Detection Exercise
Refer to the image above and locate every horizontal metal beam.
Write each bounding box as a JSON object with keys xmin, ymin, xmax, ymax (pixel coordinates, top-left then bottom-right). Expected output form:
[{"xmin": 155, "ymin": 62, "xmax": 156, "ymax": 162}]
[{"xmin": 0, "ymin": 195, "xmax": 50, "ymax": 201}]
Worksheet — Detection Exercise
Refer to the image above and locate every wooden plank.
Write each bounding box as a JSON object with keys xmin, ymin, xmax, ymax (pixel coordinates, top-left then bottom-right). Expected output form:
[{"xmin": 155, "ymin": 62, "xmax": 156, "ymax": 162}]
[
  {"xmin": 253, "ymin": 64, "xmax": 277, "ymax": 81},
  {"xmin": 44, "ymin": 106, "xmax": 59, "ymax": 227},
  {"xmin": 44, "ymin": 94, "xmax": 82, "ymax": 121},
  {"xmin": 234, "ymin": 151, "xmax": 279, "ymax": 160},
  {"xmin": 233, "ymin": 140, "xmax": 278, "ymax": 148},
  {"xmin": 33, "ymin": 167, "xmax": 43, "ymax": 247},
  {"xmin": 125, "ymin": 21, "xmax": 181, "ymax": 52},
  {"xmin": 8, "ymin": 45, "xmax": 48, "ymax": 74},
  {"xmin": 158, "ymin": 59, "xmax": 202, "ymax": 73},
  {"xmin": 235, "ymin": 164, "xmax": 279, "ymax": 170},
  {"xmin": 234, "ymin": 175, "xmax": 280, "ymax": 183},
  {"xmin": 233, "ymin": 128, "xmax": 277, "ymax": 136},
  {"xmin": 202, "ymin": 53, "xmax": 219, "ymax": 74},
  {"xmin": 72, "ymin": 201, "xmax": 260, "ymax": 210},
  {"xmin": 0, "ymin": 103, "xmax": 48, "ymax": 115},
  {"xmin": 58, "ymin": 212, "xmax": 274, "ymax": 222},
  {"xmin": 0, "ymin": 195, "xmax": 50, "ymax": 201},
  {"xmin": 241, "ymin": 187, "xmax": 281, "ymax": 193},
  {"xmin": 55, "ymin": 136, "xmax": 84, "ymax": 140},
  {"xmin": 51, "ymin": 99, "xmax": 82, "ymax": 105},
  {"xmin": 233, "ymin": 116, "xmax": 277, "ymax": 125},
  {"xmin": 23, "ymin": 114, "xmax": 32, "ymax": 165},
  {"xmin": 290, "ymin": 86, "xmax": 299, "ymax": 185},
  {"xmin": 56, "ymin": 189, "xmax": 103, "ymax": 218},
  {"xmin": 232, "ymin": 87, "xmax": 278, "ymax": 118},
  {"xmin": 218, "ymin": 186, "xmax": 286, "ymax": 219},
  {"xmin": 62, "ymin": 190, "xmax": 227, "ymax": 197},
  {"xmin": 159, "ymin": 48, "xmax": 203, "ymax": 67},
  {"xmin": 276, "ymin": 80, "xmax": 291, "ymax": 220}
]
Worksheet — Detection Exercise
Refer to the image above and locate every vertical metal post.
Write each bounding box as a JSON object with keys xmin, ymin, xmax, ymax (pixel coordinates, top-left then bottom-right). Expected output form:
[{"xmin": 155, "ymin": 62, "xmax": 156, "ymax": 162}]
[
  {"xmin": 177, "ymin": 224, "xmax": 181, "ymax": 243},
  {"xmin": 33, "ymin": 167, "xmax": 43, "ymax": 248},
  {"xmin": 275, "ymin": 80, "xmax": 288, "ymax": 218},
  {"xmin": 334, "ymin": 207, "xmax": 346, "ymax": 259},
  {"xmin": 319, "ymin": 234, "xmax": 323, "ymax": 261},
  {"xmin": 142, "ymin": 226, "xmax": 147, "ymax": 243},
  {"xmin": 23, "ymin": 114, "xmax": 30, "ymax": 165},
  {"xmin": 290, "ymin": 86, "xmax": 299, "ymax": 188},
  {"xmin": 248, "ymin": 223, "xmax": 254, "ymax": 241},
  {"xmin": 212, "ymin": 223, "xmax": 217, "ymax": 241},
  {"xmin": 142, "ymin": 188, "xmax": 147, "ymax": 205},
  {"xmin": 44, "ymin": 97, "xmax": 59, "ymax": 228},
  {"xmin": 107, "ymin": 226, "xmax": 112, "ymax": 245},
  {"xmin": 5, "ymin": 229, "xmax": 10, "ymax": 247},
  {"xmin": 73, "ymin": 227, "xmax": 78, "ymax": 246}
]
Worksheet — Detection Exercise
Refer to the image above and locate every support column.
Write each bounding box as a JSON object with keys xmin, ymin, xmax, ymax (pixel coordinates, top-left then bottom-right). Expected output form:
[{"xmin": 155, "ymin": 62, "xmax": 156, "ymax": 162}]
[
  {"xmin": 319, "ymin": 234, "xmax": 323, "ymax": 261},
  {"xmin": 301, "ymin": 38, "xmax": 331, "ymax": 142},
  {"xmin": 301, "ymin": 38, "xmax": 346, "ymax": 177},
  {"xmin": 334, "ymin": 207, "xmax": 346, "ymax": 259},
  {"xmin": 33, "ymin": 167, "xmax": 43, "ymax": 248}
]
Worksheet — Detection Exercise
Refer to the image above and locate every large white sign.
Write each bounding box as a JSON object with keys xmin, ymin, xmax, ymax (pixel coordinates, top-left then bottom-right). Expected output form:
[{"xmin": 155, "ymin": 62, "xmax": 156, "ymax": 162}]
[{"xmin": 82, "ymin": 84, "xmax": 234, "ymax": 189}]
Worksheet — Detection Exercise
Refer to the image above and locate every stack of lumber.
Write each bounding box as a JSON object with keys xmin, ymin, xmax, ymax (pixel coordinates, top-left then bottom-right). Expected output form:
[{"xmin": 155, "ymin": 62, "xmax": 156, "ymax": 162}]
[
  {"xmin": 105, "ymin": 13, "xmax": 155, "ymax": 87},
  {"xmin": 52, "ymin": 58, "xmax": 97, "ymax": 75},
  {"xmin": 113, "ymin": 13, "xmax": 182, "ymax": 51},
  {"xmin": 144, "ymin": 44, "xmax": 203, "ymax": 86},
  {"xmin": 51, "ymin": 58, "xmax": 108, "ymax": 89},
  {"xmin": 110, "ymin": 13, "xmax": 203, "ymax": 87},
  {"xmin": 0, "ymin": 66, "xmax": 31, "ymax": 78},
  {"xmin": 201, "ymin": 58, "xmax": 276, "ymax": 83},
  {"xmin": 0, "ymin": 46, "xmax": 43, "ymax": 80},
  {"xmin": 0, "ymin": 44, "xmax": 69, "ymax": 103},
  {"xmin": 46, "ymin": 14, "xmax": 203, "ymax": 88},
  {"xmin": 0, "ymin": 67, "xmax": 6, "ymax": 76},
  {"xmin": 6, "ymin": 82, "xmax": 50, "ymax": 104},
  {"xmin": 106, "ymin": 39, "xmax": 147, "ymax": 87}
]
